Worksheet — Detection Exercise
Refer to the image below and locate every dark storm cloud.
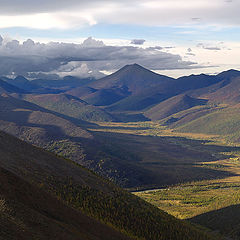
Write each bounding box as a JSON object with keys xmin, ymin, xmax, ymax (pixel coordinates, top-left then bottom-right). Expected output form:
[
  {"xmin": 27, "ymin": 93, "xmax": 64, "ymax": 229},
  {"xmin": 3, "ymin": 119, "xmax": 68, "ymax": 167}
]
[{"xmin": 0, "ymin": 36, "xmax": 197, "ymax": 78}]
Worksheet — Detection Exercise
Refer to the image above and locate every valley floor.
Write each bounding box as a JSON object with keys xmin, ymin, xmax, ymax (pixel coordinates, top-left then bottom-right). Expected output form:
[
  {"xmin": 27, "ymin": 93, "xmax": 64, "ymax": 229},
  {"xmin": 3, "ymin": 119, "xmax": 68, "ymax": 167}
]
[{"xmin": 90, "ymin": 121, "xmax": 240, "ymax": 239}]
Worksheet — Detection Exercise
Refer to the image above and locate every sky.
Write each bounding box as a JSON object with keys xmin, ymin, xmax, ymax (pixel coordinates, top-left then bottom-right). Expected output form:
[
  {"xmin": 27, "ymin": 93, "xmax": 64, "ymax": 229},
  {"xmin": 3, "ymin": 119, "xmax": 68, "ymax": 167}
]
[{"xmin": 0, "ymin": 0, "xmax": 240, "ymax": 78}]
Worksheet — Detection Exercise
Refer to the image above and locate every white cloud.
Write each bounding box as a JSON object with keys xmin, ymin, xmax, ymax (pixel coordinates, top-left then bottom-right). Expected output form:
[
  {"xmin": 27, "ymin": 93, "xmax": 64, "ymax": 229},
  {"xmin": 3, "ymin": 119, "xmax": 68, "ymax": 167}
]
[{"xmin": 0, "ymin": 0, "xmax": 239, "ymax": 29}]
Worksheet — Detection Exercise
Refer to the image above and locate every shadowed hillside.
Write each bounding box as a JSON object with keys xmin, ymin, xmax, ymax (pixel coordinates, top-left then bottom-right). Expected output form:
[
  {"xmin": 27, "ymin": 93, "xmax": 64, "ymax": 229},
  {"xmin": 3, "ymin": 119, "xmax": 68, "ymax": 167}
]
[
  {"xmin": 0, "ymin": 167, "xmax": 132, "ymax": 240},
  {"xmin": 190, "ymin": 204, "xmax": 240, "ymax": 240},
  {"xmin": 0, "ymin": 79, "xmax": 26, "ymax": 94}
]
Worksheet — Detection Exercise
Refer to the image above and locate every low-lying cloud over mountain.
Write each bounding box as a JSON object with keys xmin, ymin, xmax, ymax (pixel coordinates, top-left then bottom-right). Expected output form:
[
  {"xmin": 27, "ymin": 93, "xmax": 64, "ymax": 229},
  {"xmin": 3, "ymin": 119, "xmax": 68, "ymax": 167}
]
[{"xmin": 0, "ymin": 36, "xmax": 197, "ymax": 79}]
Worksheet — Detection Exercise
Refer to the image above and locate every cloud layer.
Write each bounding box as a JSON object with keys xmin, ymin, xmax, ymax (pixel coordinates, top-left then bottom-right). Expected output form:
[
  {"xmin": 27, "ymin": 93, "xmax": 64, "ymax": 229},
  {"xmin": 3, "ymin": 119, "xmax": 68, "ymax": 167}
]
[
  {"xmin": 0, "ymin": 36, "xmax": 197, "ymax": 79},
  {"xmin": 0, "ymin": 0, "xmax": 239, "ymax": 29}
]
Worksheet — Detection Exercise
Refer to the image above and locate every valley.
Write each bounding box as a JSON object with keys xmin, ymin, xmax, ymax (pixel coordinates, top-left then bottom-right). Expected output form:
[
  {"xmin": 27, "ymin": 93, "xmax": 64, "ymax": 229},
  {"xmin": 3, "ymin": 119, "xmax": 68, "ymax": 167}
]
[
  {"xmin": 93, "ymin": 121, "xmax": 240, "ymax": 238},
  {"xmin": 2, "ymin": 64, "xmax": 240, "ymax": 239},
  {"xmin": 1, "ymin": 2, "xmax": 239, "ymax": 239}
]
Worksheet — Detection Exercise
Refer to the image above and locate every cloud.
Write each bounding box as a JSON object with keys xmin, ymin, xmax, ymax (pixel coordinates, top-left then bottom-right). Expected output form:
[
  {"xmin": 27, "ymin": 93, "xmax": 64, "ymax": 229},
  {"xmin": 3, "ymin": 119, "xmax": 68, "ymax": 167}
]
[
  {"xmin": 81, "ymin": 37, "xmax": 105, "ymax": 47},
  {"xmin": 0, "ymin": 36, "xmax": 199, "ymax": 78},
  {"xmin": 197, "ymin": 43, "xmax": 221, "ymax": 50},
  {"xmin": 130, "ymin": 39, "xmax": 146, "ymax": 45},
  {"xmin": 0, "ymin": 0, "xmax": 239, "ymax": 29},
  {"xmin": 186, "ymin": 53, "xmax": 195, "ymax": 56}
]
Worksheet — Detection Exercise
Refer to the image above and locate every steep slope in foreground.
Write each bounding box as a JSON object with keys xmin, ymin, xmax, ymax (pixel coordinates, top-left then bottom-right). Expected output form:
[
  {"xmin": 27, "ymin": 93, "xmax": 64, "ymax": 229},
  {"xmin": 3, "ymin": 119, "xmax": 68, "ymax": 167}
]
[
  {"xmin": 0, "ymin": 131, "xmax": 216, "ymax": 240},
  {"xmin": 0, "ymin": 167, "xmax": 131, "ymax": 240}
]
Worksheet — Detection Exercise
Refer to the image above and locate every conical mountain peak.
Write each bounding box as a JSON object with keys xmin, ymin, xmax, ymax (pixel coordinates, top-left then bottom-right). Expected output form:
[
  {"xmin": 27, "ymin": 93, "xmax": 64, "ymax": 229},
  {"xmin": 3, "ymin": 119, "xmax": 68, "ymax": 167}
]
[{"xmin": 89, "ymin": 64, "xmax": 173, "ymax": 93}]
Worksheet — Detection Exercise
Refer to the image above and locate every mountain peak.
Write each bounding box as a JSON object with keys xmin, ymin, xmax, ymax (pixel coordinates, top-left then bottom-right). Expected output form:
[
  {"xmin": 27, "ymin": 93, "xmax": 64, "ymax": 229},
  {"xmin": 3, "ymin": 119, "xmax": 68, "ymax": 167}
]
[
  {"xmin": 217, "ymin": 69, "xmax": 240, "ymax": 79},
  {"xmin": 120, "ymin": 63, "xmax": 150, "ymax": 73},
  {"xmin": 89, "ymin": 63, "xmax": 173, "ymax": 94},
  {"xmin": 125, "ymin": 63, "xmax": 143, "ymax": 68}
]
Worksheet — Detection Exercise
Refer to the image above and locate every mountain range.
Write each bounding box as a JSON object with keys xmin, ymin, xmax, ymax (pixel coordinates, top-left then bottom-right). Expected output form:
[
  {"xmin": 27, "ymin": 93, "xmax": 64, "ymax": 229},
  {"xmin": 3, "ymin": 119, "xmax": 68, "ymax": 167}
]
[
  {"xmin": 1, "ymin": 63, "xmax": 240, "ymax": 239},
  {"xmin": 1, "ymin": 64, "xmax": 240, "ymax": 185}
]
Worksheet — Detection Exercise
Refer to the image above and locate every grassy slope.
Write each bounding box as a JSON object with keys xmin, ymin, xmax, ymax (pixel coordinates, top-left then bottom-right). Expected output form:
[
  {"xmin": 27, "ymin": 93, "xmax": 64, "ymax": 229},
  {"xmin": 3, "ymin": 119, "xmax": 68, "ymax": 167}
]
[
  {"xmin": 144, "ymin": 94, "xmax": 208, "ymax": 121},
  {"xmin": 0, "ymin": 131, "xmax": 216, "ymax": 240},
  {"xmin": 174, "ymin": 105, "xmax": 240, "ymax": 142},
  {"xmin": 22, "ymin": 93, "xmax": 114, "ymax": 122}
]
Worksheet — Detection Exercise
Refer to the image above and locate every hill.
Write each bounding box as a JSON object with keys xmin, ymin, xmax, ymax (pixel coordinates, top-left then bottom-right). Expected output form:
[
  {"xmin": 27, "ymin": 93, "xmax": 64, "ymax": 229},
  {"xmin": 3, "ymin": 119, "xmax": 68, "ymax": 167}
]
[
  {"xmin": 21, "ymin": 93, "xmax": 115, "ymax": 122},
  {"xmin": 172, "ymin": 104, "xmax": 240, "ymax": 142},
  {"xmin": 0, "ymin": 79, "xmax": 26, "ymax": 94},
  {"xmin": 0, "ymin": 130, "xmax": 216, "ymax": 240},
  {"xmin": 106, "ymin": 71, "xmax": 220, "ymax": 112},
  {"xmin": 145, "ymin": 94, "xmax": 208, "ymax": 121},
  {"xmin": 32, "ymin": 76, "xmax": 94, "ymax": 90},
  {"xmin": 0, "ymin": 94, "xmax": 91, "ymax": 143},
  {"xmin": 200, "ymin": 76, "xmax": 240, "ymax": 104},
  {"xmin": 2, "ymin": 76, "xmax": 64, "ymax": 94},
  {"xmin": 3, "ymin": 75, "xmax": 40, "ymax": 91},
  {"xmin": 0, "ymin": 93, "xmax": 235, "ymax": 189},
  {"xmin": 156, "ymin": 71, "xmax": 240, "ymax": 142},
  {"xmin": 67, "ymin": 86, "xmax": 97, "ymax": 99},
  {"xmin": 190, "ymin": 204, "xmax": 240, "ymax": 240},
  {"xmin": 78, "ymin": 64, "xmax": 174, "ymax": 107}
]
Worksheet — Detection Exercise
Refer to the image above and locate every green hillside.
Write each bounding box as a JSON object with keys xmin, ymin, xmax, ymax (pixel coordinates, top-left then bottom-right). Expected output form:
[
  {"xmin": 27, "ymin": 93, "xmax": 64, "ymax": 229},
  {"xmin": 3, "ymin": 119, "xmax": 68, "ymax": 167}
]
[{"xmin": 174, "ymin": 105, "xmax": 240, "ymax": 142}]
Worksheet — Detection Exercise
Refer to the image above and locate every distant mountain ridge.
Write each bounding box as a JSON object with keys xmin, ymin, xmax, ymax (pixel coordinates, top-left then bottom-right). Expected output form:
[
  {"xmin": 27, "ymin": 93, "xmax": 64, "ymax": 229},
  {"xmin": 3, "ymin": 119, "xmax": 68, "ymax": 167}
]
[{"xmin": 2, "ymin": 65, "xmax": 240, "ymax": 140}]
